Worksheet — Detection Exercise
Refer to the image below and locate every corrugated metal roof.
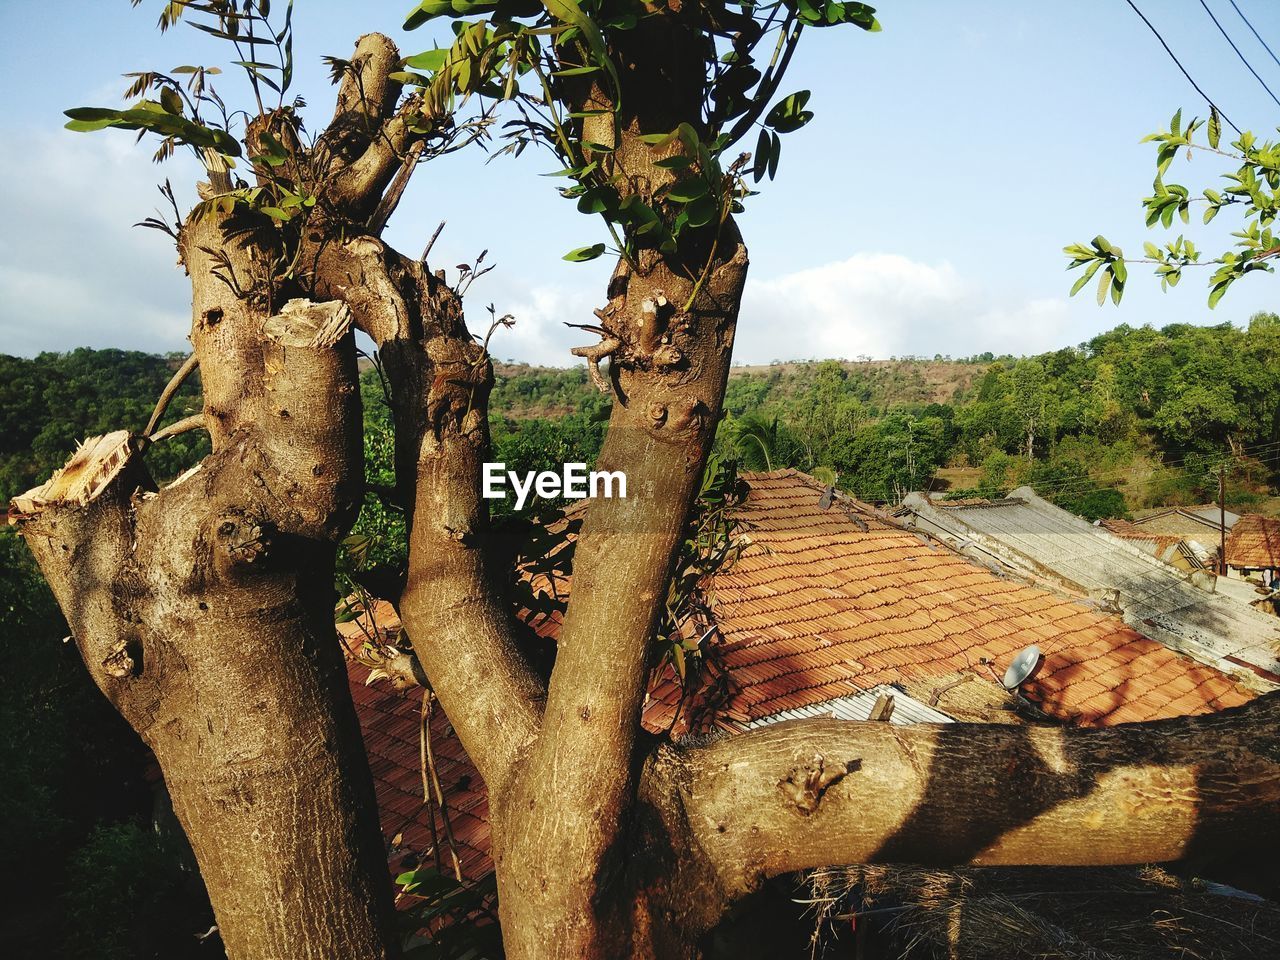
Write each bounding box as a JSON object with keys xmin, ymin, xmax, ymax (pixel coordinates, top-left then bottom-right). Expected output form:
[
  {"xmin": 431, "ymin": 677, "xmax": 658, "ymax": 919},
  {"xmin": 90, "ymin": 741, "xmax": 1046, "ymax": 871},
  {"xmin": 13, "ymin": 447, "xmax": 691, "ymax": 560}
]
[
  {"xmin": 1134, "ymin": 505, "xmax": 1240, "ymax": 530},
  {"xmin": 745, "ymin": 684, "xmax": 955, "ymax": 728},
  {"xmin": 901, "ymin": 488, "xmax": 1280, "ymax": 682}
]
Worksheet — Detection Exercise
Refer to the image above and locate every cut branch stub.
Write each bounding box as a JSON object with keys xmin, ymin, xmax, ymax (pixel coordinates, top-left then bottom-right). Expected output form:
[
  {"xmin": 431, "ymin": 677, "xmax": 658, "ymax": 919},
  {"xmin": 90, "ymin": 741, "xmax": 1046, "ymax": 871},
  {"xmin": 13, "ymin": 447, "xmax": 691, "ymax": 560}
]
[
  {"xmin": 263, "ymin": 298, "xmax": 355, "ymax": 348},
  {"xmin": 778, "ymin": 752, "xmax": 862, "ymax": 815},
  {"xmin": 9, "ymin": 430, "xmax": 139, "ymax": 517}
]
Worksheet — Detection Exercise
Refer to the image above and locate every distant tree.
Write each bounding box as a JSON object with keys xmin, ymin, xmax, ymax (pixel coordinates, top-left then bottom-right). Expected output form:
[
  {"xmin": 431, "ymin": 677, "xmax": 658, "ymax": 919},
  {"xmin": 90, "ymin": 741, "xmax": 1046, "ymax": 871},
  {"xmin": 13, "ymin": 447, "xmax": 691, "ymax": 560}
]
[{"xmin": 1010, "ymin": 357, "xmax": 1052, "ymax": 461}]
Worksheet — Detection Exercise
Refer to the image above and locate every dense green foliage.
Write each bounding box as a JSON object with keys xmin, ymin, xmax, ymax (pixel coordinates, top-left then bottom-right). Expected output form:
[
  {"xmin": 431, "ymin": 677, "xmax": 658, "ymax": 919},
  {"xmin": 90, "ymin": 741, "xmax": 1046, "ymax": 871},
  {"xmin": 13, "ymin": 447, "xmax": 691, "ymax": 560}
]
[
  {"xmin": 6, "ymin": 314, "xmax": 1280, "ymax": 529},
  {"xmin": 0, "ymin": 349, "xmax": 207, "ymax": 504},
  {"xmin": 0, "ymin": 531, "xmax": 220, "ymax": 958}
]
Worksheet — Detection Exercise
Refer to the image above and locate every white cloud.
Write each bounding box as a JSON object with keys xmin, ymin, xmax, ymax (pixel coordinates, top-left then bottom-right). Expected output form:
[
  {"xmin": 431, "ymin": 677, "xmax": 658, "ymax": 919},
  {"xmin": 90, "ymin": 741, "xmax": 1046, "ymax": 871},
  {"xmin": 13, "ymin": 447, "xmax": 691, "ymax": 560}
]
[
  {"xmin": 466, "ymin": 273, "xmax": 606, "ymax": 368},
  {"xmin": 0, "ymin": 135, "xmax": 1077, "ymax": 369},
  {"xmin": 0, "ymin": 131, "xmax": 197, "ymax": 356},
  {"xmin": 735, "ymin": 253, "xmax": 1074, "ymax": 363},
  {"xmin": 457, "ymin": 253, "xmax": 1079, "ymax": 368}
]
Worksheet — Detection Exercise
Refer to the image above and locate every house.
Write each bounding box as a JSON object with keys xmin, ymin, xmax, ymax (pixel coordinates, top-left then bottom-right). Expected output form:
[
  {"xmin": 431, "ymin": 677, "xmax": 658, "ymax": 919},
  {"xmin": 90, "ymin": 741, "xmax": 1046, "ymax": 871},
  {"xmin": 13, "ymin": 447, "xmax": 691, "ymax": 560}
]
[
  {"xmin": 1098, "ymin": 517, "xmax": 1211, "ymax": 574},
  {"xmin": 341, "ymin": 470, "xmax": 1254, "ymax": 884},
  {"xmin": 1224, "ymin": 513, "xmax": 1280, "ymax": 579},
  {"xmin": 898, "ymin": 487, "xmax": 1280, "ymax": 684},
  {"xmin": 1132, "ymin": 503, "xmax": 1240, "ymax": 539}
]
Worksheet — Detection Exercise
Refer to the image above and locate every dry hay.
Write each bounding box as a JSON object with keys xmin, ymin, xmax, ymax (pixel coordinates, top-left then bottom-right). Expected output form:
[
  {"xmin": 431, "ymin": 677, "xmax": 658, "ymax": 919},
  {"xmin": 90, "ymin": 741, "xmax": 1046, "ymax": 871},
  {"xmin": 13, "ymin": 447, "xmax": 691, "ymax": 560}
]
[{"xmin": 803, "ymin": 864, "xmax": 1277, "ymax": 960}]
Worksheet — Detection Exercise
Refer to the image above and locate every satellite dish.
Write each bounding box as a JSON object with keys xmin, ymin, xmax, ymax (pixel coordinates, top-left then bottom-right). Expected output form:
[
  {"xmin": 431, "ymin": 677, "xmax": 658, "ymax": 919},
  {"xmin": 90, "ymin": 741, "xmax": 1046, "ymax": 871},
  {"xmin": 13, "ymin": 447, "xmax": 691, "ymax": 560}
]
[{"xmin": 1002, "ymin": 645, "xmax": 1043, "ymax": 690}]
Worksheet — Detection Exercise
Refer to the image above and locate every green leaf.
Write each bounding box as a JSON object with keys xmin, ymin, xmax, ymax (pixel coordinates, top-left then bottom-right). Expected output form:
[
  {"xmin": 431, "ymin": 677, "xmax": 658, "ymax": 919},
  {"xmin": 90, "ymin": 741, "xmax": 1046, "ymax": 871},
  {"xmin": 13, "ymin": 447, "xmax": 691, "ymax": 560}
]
[
  {"xmin": 552, "ymin": 65, "xmax": 602, "ymax": 77},
  {"xmin": 1208, "ymin": 280, "xmax": 1230, "ymax": 308},
  {"xmin": 65, "ymin": 117, "xmax": 117, "ymax": 132},
  {"xmin": 752, "ymin": 126, "xmax": 770, "ymax": 183},
  {"xmin": 1096, "ymin": 267, "xmax": 1112, "ymax": 306},
  {"xmin": 654, "ymin": 154, "xmax": 692, "ymax": 169},
  {"xmin": 675, "ymin": 122, "xmax": 700, "ymax": 153},
  {"xmin": 404, "ymin": 0, "xmax": 457, "ymax": 28},
  {"xmin": 1069, "ymin": 259, "xmax": 1102, "ymax": 296},
  {"xmin": 765, "ymin": 91, "xmax": 814, "ymax": 133},
  {"xmin": 404, "ymin": 48, "xmax": 448, "ymax": 71},
  {"xmin": 665, "ymin": 179, "xmax": 709, "ymax": 203},
  {"xmin": 576, "ymin": 186, "xmax": 616, "ymax": 215},
  {"xmin": 1208, "ymin": 107, "xmax": 1221, "ymax": 149},
  {"xmin": 686, "ymin": 194, "xmax": 719, "ymax": 228},
  {"xmin": 539, "ymin": 0, "xmax": 620, "ymax": 107},
  {"xmin": 563, "ymin": 243, "xmax": 606, "ymax": 262},
  {"xmin": 64, "ymin": 107, "xmax": 123, "ymax": 122},
  {"xmin": 159, "ymin": 86, "xmax": 183, "ymax": 116}
]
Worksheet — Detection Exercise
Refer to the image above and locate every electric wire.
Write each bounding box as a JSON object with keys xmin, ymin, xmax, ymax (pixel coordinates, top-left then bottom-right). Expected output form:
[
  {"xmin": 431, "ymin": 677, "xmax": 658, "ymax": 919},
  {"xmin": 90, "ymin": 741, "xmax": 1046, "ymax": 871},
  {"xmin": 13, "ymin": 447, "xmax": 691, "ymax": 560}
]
[
  {"xmin": 1229, "ymin": 0, "xmax": 1280, "ymax": 72},
  {"xmin": 1198, "ymin": 0, "xmax": 1280, "ymax": 110},
  {"xmin": 999, "ymin": 444, "xmax": 1280, "ymax": 504},
  {"xmin": 1124, "ymin": 0, "xmax": 1242, "ymax": 133}
]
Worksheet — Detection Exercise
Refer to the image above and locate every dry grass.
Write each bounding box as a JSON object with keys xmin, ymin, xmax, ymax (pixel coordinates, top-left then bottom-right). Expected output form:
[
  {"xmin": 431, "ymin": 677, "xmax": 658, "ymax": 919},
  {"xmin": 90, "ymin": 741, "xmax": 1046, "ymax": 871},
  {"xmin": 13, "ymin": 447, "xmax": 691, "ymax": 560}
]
[{"xmin": 804, "ymin": 864, "xmax": 1278, "ymax": 960}]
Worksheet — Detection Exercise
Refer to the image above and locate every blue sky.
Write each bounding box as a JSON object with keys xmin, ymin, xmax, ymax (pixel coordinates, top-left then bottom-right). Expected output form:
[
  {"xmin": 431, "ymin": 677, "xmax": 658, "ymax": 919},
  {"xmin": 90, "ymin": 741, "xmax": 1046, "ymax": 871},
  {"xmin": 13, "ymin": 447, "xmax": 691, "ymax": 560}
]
[{"xmin": 1, "ymin": 0, "xmax": 1278, "ymax": 364}]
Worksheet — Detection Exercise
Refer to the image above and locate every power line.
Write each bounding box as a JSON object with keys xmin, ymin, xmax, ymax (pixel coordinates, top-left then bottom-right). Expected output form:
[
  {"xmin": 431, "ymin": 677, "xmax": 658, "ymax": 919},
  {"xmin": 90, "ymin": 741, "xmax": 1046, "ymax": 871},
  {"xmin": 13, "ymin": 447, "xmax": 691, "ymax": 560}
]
[
  {"xmin": 1199, "ymin": 0, "xmax": 1280, "ymax": 110},
  {"xmin": 1022, "ymin": 442, "xmax": 1280, "ymax": 498},
  {"xmin": 1229, "ymin": 0, "xmax": 1280, "ymax": 72},
  {"xmin": 1033, "ymin": 447, "xmax": 1280, "ymax": 503},
  {"xmin": 1124, "ymin": 0, "xmax": 1242, "ymax": 134}
]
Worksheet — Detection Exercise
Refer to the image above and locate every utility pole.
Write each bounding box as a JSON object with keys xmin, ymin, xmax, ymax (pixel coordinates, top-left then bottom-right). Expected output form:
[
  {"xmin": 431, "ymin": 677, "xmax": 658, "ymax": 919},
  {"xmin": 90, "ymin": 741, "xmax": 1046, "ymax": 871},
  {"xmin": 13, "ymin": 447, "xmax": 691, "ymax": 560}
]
[{"xmin": 1218, "ymin": 462, "xmax": 1228, "ymax": 576}]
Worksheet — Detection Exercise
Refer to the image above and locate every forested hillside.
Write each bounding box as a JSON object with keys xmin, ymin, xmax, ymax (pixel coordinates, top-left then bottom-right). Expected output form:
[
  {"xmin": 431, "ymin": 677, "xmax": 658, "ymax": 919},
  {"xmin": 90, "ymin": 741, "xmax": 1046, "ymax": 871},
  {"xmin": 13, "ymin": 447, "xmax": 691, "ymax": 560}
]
[
  {"xmin": 0, "ymin": 349, "xmax": 208, "ymax": 503},
  {"xmin": 494, "ymin": 315, "xmax": 1280, "ymax": 518},
  {"xmin": 5, "ymin": 316, "xmax": 1280, "ymax": 518}
]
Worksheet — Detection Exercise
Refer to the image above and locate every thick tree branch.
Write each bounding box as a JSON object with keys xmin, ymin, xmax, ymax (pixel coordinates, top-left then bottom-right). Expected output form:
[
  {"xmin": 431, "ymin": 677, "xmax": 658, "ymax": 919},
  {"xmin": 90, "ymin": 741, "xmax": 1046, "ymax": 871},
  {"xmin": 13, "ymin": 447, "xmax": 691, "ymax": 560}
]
[
  {"xmin": 330, "ymin": 97, "xmax": 427, "ymax": 218},
  {"xmin": 309, "ymin": 235, "xmax": 544, "ymax": 786},
  {"xmin": 498, "ymin": 15, "xmax": 749, "ymax": 956},
  {"xmin": 321, "ymin": 33, "xmax": 404, "ymax": 169},
  {"xmin": 673, "ymin": 694, "xmax": 1280, "ymax": 907}
]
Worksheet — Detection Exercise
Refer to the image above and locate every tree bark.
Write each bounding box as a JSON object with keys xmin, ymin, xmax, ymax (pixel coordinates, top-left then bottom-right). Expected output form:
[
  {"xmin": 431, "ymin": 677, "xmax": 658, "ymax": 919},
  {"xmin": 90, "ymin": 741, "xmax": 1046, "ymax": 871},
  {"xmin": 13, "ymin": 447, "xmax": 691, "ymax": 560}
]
[
  {"xmin": 13, "ymin": 297, "xmax": 399, "ymax": 959},
  {"xmin": 615, "ymin": 692, "xmax": 1280, "ymax": 953},
  {"xmin": 308, "ymin": 234, "xmax": 546, "ymax": 787},
  {"xmin": 494, "ymin": 15, "xmax": 750, "ymax": 958}
]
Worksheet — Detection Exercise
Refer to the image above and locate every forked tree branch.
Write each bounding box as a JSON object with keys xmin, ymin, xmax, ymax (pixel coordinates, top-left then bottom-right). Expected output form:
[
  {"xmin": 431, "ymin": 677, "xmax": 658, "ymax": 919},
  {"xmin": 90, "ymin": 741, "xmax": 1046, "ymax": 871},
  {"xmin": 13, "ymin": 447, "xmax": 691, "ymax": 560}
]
[{"xmin": 144, "ymin": 352, "xmax": 199, "ymax": 437}]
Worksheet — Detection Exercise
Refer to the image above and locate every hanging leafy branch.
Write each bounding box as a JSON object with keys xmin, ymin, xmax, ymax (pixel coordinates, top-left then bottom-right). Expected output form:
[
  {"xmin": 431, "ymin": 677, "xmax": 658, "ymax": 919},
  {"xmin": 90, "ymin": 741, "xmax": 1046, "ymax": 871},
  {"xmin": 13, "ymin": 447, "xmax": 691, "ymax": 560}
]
[
  {"xmin": 1067, "ymin": 108, "xmax": 1280, "ymax": 308},
  {"xmin": 657, "ymin": 454, "xmax": 750, "ymax": 685},
  {"xmin": 402, "ymin": 0, "xmax": 880, "ymax": 264}
]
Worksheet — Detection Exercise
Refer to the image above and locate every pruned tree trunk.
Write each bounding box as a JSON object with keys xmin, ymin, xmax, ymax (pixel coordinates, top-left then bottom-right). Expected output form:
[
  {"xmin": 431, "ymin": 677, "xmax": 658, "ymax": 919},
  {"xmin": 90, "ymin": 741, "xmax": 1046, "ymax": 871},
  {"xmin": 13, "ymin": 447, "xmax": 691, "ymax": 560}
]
[{"xmin": 13, "ymin": 295, "xmax": 399, "ymax": 958}]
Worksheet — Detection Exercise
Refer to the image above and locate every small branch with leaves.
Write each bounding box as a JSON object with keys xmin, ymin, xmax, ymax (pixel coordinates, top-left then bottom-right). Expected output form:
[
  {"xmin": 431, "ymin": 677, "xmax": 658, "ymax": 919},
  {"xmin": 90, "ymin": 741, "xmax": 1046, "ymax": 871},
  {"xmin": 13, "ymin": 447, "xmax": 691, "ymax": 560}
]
[{"xmin": 1067, "ymin": 107, "xmax": 1280, "ymax": 307}]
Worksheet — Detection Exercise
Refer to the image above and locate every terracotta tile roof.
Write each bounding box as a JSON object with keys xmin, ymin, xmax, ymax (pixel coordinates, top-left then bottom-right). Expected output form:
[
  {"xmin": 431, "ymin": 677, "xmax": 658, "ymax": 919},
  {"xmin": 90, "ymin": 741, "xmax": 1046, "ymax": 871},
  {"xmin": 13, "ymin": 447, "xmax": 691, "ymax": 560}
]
[
  {"xmin": 346, "ymin": 659, "xmax": 493, "ymax": 883},
  {"xmin": 337, "ymin": 469, "xmax": 1255, "ymax": 882},
  {"xmin": 640, "ymin": 471, "xmax": 1250, "ymax": 731},
  {"xmin": 1099, "ymin": 518, "xmax": 1184, "ymax": 554},
  {"xmin": 1226, "ymin": 514, "xmax": 1280, "ymax": 570}
]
